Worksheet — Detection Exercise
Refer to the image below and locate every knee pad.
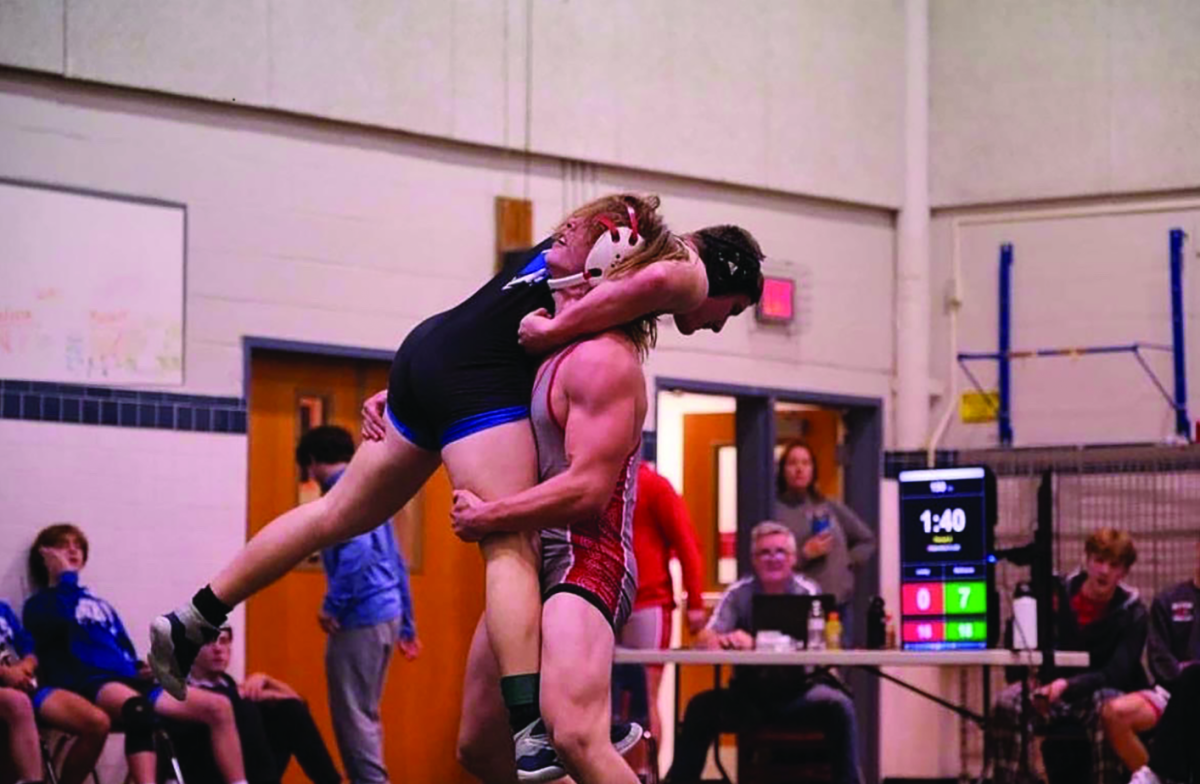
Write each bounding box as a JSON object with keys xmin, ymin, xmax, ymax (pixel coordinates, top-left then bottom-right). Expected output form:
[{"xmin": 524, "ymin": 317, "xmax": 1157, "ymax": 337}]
[{"xmin": 120, "ymin": 695, "xmax": 155, "ymax": 755}]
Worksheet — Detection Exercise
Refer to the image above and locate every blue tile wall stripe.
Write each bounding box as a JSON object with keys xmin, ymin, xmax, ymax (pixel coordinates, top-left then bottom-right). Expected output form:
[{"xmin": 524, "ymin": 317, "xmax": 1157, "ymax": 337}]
[{"xmin": 0, "ymin": 378, "xmax": 247, "ymax": 435}]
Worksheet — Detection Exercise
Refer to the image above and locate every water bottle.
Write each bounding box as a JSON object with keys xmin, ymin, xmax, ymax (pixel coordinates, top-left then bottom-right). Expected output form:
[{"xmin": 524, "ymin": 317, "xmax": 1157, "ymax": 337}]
[
  {"xmin": 866, "ymin": 596, "xmax": 887, "ymax": 650},
  {"xmin": 825, "ymin": 611, "xmax": 843, "ymax": 650},
  {"xmin": 807, "ymin": 601, "xmax": 827, "ymax": 651},
  {"xmin": 1013, "ymin": 581, "xmax": 1038, "ymax": 650}
]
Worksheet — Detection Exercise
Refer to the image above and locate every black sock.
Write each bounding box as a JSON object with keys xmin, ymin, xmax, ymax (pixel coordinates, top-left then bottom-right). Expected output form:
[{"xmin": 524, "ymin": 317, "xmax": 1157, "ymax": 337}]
[
  {"xmin": 500, "ymin": 674, "xmax": 540, "ymax": 733},
  {"xmin": 191, "ymin": 585, "xmax": 232, "ymax": 628}
]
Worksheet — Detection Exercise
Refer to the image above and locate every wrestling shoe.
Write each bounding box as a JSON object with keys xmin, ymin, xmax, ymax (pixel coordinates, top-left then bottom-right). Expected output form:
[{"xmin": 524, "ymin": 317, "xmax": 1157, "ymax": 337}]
[
  {"xmin": 515, "ymin": 719, "xmax": 563, "ymax": 782},
  {"xmin": 149, "ymin": 604, "xmax": 220, "ymax": 700},
  {"xmin": 514, "ymin": 719, "xmax": 644, "ymax": 781}
]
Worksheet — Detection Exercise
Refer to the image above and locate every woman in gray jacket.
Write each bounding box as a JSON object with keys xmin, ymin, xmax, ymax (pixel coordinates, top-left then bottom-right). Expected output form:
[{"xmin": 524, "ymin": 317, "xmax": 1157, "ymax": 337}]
[{"xmin": 775, "ymin": 440, "xmax": 876, "ymax": 646}]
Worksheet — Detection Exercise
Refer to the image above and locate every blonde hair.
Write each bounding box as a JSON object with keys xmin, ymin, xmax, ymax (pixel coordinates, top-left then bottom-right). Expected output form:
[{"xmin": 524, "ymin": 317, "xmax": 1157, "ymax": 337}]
[{"xmin": 554, "ymin": 193, "xmax": 690, "ymax": 359}]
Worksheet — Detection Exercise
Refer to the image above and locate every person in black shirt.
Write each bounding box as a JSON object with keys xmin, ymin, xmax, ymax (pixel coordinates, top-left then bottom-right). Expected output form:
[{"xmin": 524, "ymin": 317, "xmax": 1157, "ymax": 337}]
[
  {"xmin": 1125, "ymin": 664, "xmax": 1200, "ymax": 784},
  {"xmin": 991, "ymin": 528, "xmax": 1148, "ymax": 784},
  {"xmin": 1104, "ymin": 540, "xmax": 1200, "ymax": 783},
  {"xmin": 168, "ymin": 626, "xmax": 339, "ymax": 784}
]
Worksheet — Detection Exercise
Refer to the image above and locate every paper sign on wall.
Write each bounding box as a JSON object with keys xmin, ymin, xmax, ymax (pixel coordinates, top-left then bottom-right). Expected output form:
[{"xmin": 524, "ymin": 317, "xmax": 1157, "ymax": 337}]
[{"xmin": 0, "ymin": 181, "xmax": 185, "ymax": 385}]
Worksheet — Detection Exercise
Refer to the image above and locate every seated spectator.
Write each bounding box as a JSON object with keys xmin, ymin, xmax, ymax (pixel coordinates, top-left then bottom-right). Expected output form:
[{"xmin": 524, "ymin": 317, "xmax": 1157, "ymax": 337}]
[
  {"xmin": 23, "ymin": 523, "xmax": 248, "ymax": 784},
  {"xmin": 2, "ymin": 599, "xmax": 109, "ymax": 784},
  {"xmin": 991, "ymin": 527, "xmax": 1148, "ymax": 784},
  {"xmin": 1124, "ymin": 663, "xmax": 1200, "ymax": 784},
  {"xmin": 169, "ymin": 625, "xmax": 340, "ymax": 784},
  {"xmin": 1103, "ymin": 538, "xmax": 1199, "ymax": 780},
  {"xmin": 664, "ymin": 521, "xmax": 861, "ymax": 784}
]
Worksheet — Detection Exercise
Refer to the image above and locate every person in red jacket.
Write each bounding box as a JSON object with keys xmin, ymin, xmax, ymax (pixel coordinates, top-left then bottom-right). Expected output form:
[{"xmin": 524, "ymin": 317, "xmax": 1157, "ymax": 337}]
[{"xmin": 617, "ymin": 459, "xmax": 707, "ymax": 754}]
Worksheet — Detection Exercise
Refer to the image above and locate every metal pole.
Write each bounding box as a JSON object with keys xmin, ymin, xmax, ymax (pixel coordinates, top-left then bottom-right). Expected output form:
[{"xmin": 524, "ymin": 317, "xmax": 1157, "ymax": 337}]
[
  {"xmin": 999, "ymin": 244, "xmax": 1014, "ymax": 446},
  {"xmin": 1036, "ymin": 470, "xmax": 1055, "ymax": 678},
  {"xmin": 1169, "ymin": 228, "xmax": 1189, "ymax": 440}
]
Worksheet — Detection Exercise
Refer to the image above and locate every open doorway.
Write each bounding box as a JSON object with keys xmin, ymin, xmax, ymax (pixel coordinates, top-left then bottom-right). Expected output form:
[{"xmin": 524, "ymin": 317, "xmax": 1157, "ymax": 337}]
[{"xmin": 652, "ymin": 377, "xmax": 883, "ymax": 782}]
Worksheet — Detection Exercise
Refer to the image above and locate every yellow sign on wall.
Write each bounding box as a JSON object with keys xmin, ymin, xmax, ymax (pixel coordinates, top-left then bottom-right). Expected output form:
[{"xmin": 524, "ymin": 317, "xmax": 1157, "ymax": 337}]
[{"xmin": 960, "ymin": 391, "xmax": 1000, "ymax": 424}]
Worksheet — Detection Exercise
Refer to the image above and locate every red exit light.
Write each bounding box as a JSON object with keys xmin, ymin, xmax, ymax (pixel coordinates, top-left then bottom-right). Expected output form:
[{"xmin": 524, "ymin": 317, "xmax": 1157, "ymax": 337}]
[{"xmin": 755, "ymin": 276, "xmax": 795, "ymax": 324}]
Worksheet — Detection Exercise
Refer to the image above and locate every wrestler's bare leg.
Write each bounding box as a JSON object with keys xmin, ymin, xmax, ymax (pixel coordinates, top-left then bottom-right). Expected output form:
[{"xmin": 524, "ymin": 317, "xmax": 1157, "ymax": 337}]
[
  {"xmin": 456, "ymin": 617, "xmax": 518, "ymax": 784},
  {"xmin": 541, "ymin": 593, "xmax": 638, "ymax": 784},
  {"xmin": 151, "ymin": 422, "xmax": 439, "ymax": 697},
  {"xmin": 211, "ymin": 424, "xmax": 439, "ymax": 604},
  {"xmin": 441, "ymin": 420, "xmax": 542, "ymax": 682}
]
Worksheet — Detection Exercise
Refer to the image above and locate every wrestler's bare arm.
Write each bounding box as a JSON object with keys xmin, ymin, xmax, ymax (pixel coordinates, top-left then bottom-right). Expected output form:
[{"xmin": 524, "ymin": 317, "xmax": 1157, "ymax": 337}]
[
  {"xmin": 453, "ymin": 336, "xmax": 645, "ymax": 535},
  {"xmin": 518, "ymin": 252, "xmax": 708, "ymax": 354}
]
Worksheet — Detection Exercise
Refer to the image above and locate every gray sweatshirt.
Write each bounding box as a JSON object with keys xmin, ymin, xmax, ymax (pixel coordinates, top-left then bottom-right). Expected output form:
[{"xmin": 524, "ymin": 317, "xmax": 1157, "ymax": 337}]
[{"xmin": 775, "ymin": 491, "xmax": 876, "ymax": 604}]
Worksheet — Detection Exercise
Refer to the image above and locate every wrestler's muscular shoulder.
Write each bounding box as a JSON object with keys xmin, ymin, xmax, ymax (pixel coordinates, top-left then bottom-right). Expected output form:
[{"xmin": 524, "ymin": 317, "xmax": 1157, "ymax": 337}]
[
  {"xmin": 557, "ymin": 333, "xmax": 644, "ymax": 401},
  {"xmin": 553, "ymin": 333, "xmax": 647, "ymax": 448}
]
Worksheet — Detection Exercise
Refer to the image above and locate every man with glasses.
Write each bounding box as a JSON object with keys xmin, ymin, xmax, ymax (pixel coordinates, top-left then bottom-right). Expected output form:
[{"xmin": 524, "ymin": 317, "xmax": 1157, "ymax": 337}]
[{"xmin": 664, "ymin": 521, "xmax": 862, "ymax": 784}]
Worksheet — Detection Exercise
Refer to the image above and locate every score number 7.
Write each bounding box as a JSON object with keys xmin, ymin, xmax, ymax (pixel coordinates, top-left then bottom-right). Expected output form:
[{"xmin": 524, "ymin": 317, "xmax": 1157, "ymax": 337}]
[{"xmin": 957, "ymin": 585, "xmax": 972, "ymax": 610}]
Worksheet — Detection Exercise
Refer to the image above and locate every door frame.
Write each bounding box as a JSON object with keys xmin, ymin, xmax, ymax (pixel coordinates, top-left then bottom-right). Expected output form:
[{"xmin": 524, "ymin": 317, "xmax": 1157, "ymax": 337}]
[
  {"xmin": 655, "ymin": 375, "xmax": 884, "ymax": 784},
  {"xmin": 242, "ymin": 336, "xmax": 393, "ymax": 399}
]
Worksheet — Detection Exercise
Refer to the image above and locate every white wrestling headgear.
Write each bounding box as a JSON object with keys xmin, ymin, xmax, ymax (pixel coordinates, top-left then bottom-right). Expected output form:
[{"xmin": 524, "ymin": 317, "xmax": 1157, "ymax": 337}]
[{"xmin": 547, "ymin": 204, "xmax": 645, "ymax": 291}]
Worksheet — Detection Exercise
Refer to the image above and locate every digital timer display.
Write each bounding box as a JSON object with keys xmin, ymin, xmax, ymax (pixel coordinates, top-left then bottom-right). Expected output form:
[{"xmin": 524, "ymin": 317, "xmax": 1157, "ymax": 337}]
[{"xmin": 897, "ymin": 466, "xmax": 997, "ymax": 651}]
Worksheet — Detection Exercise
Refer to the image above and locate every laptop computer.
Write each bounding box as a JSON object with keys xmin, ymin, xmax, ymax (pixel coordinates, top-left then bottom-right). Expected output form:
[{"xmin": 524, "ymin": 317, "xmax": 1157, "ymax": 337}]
[{"xmin": 752, "ymin": 592, "xmax": 836, "ymax": 648}]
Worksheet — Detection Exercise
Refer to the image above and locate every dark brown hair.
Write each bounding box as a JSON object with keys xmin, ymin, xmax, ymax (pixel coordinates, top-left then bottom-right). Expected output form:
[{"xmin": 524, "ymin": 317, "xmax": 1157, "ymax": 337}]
[
  {"xmin": 690, "ymin": 224, "xmax": 765, "ymax": 302},
  {"xmin": 29, "ymin": 523, "xmax": 89, "ymax": 590},
  {"xmin": 776, "ymin": 440, "xmax": 823, "ymax": 501}
]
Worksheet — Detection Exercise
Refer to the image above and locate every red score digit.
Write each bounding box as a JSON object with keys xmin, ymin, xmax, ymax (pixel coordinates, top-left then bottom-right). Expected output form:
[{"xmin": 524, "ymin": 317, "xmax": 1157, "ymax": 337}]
[
  {"xmin": 902, "ymin": 620, "xmax": 945, "ymax": 644},
  {"xmin": 902, "ymin": 582, "xmax": 945, "ymax": 616}
]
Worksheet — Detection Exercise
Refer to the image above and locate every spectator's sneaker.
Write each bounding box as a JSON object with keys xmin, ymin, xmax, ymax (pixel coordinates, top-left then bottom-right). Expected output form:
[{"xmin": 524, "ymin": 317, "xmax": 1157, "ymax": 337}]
[
  {"xmin": 515, "ymin": 719, "xmax": 563, "ymax": 782},
  {"xmin": 148, "ymin": 604, "xmax": 219, "ymax": 700},
  {"xmin": 513, "ymin": 719, "xmax": 643, "ymax": 781},
  {"xmin": 1129, "ymin": 768, "xmax": 1165, "ymax": 784}
]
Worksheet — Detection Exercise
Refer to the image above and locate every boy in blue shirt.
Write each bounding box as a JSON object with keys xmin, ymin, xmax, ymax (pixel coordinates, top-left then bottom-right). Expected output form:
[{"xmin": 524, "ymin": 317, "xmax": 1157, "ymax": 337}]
[
  {"xmin": 296, "ymin": 426, "xmax": 419, "ymax": 784},
  {"xmin": 24, "ymin": 524, "xmax": 249, "ymax": 784}
]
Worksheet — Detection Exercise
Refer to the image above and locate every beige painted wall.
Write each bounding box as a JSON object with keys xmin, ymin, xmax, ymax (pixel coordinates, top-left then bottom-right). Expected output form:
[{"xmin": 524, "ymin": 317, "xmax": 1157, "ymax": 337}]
[{"xmin": 0, "ymin": 0, "xmax": 906, "ymax": 207}]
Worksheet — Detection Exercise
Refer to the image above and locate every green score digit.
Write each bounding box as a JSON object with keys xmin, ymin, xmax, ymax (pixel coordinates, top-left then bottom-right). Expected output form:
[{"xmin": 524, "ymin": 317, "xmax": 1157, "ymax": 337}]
[
  {"xmin": 945, "ymin": 620, "xmax": 987, "ymax": 641},
  {"xmin": 943, "ymin": 581, "xmax": 987, "ymax": 615}
]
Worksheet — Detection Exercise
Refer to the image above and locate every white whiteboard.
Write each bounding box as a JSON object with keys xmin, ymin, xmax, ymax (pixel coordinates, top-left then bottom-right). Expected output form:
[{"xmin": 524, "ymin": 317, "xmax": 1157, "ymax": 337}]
[{"xmin": 0, "ymin": 181, "xmax": 185, "ymax": 385}]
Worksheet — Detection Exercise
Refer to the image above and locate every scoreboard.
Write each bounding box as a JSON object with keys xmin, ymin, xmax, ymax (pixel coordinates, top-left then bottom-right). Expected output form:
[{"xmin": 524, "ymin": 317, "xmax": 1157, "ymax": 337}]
[{"xmin": 897, "ymin": 466, "xmax": 997, "ymax": 651}]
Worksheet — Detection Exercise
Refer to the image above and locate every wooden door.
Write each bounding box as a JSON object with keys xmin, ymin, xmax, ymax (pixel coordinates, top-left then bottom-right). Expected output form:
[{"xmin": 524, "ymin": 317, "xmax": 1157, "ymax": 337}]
[
  {"xmin": 246, "ymin": 350, "xmax": 484, "ymax": 784},
  {"xmin": 677, "ymin": 411, "xmax": 736, "ymax": 747},
  {"xmin": 775, "ymin": 407, "xmax": 842, "ymax": 500}
]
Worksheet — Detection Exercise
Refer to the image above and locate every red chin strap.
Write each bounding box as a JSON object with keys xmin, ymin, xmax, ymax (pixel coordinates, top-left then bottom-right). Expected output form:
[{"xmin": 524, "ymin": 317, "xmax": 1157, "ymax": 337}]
[{"xmin": 592, "ymin": 204, "xmax": 640, "ymax": 245}]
